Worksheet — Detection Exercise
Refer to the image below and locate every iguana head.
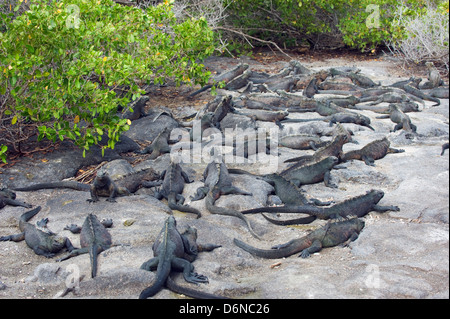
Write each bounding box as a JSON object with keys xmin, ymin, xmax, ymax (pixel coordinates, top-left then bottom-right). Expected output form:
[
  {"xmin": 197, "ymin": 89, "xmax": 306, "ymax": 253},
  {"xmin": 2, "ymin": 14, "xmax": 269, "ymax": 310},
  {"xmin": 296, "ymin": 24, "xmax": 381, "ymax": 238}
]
[
  {"xmin": 0, "ymin": 188, "xmax": 16, "ymax": 200},
  {"xmin": 368, "ymin": 189, "xmax": 384, "ymax": 203},
  {"xmin": 165, "ymin": 215, "xmax": 176, "ymax": 228}
]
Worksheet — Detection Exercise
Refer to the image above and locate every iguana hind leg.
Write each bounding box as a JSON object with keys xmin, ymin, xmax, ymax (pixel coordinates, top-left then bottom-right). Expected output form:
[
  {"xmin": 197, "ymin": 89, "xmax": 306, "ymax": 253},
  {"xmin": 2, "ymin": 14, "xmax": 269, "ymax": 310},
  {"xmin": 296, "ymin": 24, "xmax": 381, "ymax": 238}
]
[
  {"xmin": 299, "ymin": 239, "xmax": 323, "ymax": 258},
  {"xmin": 172, "ymin": 257, "xmax": 209, "ymax": 284},
  {"xmin": 0, "ymin": 232, "xmax": 25, "ymax": 242},
  {"xmin": 140, "ymin": 257, "xmax": 160, "ymax": 271},
  {"xmin": 220, "ymin": 185, "xmax": 252, "ymax": 196}
]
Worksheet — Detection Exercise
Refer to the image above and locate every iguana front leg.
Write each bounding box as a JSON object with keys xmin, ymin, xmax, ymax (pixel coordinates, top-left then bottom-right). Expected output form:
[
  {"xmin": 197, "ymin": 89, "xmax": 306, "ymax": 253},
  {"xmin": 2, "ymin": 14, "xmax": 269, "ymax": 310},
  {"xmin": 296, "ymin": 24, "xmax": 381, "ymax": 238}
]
[
  {"xmin": 372, "ymin": 204, "xmax": 400, "ymax": 212},
  {"xmin": 323, "ymin": 171, "xmax": 338, "ymax": 188},
  {"xmin": 87, "ymin": 186, "xmax": 100, "ymax": 203},
  {"xmin": 106, "ymin": 187, "xmax": 117, "ymax": 202}
]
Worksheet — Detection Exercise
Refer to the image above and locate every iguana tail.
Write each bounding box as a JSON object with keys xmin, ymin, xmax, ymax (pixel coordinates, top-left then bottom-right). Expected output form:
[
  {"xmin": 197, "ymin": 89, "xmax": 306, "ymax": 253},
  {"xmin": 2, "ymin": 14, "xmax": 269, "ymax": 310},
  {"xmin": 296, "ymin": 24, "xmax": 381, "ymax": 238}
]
[
  {"xmin": 241, "ymin": 205, "xmax": 323, "ymax": 215},
  {"xmin": 233, "ymin": 238, "xmax": 306, "ymax": 259},
  {"xmin": 189, "ymin": 84, "xmax": 213, "ymax": 97},
  {"xmin": 166, "ymin": 275, "xmax": 229, "ymax": 299},
  {"xmin": 18, "ymin": 206, "xmax": 42, "ymax": 231},
  {"xmin": 167, "ymin": 193, "xmax": 202, "ymax": 218},
  {"xmin": 281, "ymin": 118, "xmax": 322, "ymax": 123},
  {"xmin": 89, "ymin": 243, "xmax": 104, "ymax": 278},
  {"xmin": 261, "ymin": 213, "xmax": 316, "ymax": 225},
  {"xmin": 14, "ymin": 181, "xmax": 90, "ymax": 192},
  {"xmin": 205, "ymin": 192, "xmax": 261, "ymax": 240},
  {"xmin": 139, "ymin": 261, "xmax": 172, "ymax": 299}
]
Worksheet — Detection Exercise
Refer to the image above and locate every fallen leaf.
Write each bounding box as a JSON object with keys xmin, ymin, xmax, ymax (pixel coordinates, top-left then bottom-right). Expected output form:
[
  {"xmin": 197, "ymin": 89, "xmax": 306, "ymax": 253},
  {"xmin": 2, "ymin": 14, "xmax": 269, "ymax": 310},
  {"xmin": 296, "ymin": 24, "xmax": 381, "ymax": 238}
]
[{"xmin": 270, "ymin": 262, "xmax": 282, "ymax": 269}]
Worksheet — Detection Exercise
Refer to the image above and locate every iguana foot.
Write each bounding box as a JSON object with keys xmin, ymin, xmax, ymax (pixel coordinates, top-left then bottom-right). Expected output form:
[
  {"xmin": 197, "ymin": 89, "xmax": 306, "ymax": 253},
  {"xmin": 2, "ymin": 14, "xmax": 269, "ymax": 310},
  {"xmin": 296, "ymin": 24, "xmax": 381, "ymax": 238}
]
[
  {"xmin": 101, "ymin": 219, "xmax": 113, "ymax": 228},
  {"xmin": 299, "ymin": 250, "xmax": 311, "ymax": 258},
  {"xmin": 64, "ymin": 224, "xmax": 82, "ymax": 234},
  {"xmin": 186, "ymin": 272, "xmax": 209, "ymax": 284}
]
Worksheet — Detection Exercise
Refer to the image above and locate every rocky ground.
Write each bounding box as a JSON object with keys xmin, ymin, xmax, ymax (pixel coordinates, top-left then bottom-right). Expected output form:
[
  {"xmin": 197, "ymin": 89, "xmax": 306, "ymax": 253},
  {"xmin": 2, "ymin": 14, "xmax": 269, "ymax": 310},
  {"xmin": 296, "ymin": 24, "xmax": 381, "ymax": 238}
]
[{"xmin": 0, "ymin": 51, "xmax": 448, "ymax": 299}]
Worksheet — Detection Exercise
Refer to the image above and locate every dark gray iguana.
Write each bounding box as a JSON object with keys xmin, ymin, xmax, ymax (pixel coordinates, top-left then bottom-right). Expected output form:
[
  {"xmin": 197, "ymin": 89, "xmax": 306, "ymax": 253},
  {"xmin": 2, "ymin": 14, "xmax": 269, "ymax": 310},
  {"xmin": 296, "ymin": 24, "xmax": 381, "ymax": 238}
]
[
  {"xmin": 0, "ymin": 188, "xmax": 32, "ymax": 210},
  {"xmin": 376, "ymin": 104, "xmax": 417, "ymax": 132},
  {"xmin": 281, "ymin": 112, "xmax": 375, "ymax": 131},
  {"xmin": 191, "ymin": 159, "xmax": 260, "ymax": 239},
  {"xmin": 189, "ymin": 63, "xmax": 249, "ymax": 97},
  {"xmin": 153, "ymin": 161, "xmax": 202, "ymax": 218},
  {"xmin": 12, "ymin": 168, "xmax": 159, "ymax": 203},
  {"xmin": 136, "ymin": 126, "xmax": 172, "ymax": 159},
  {"xmin": 242, "ymin": 189, "xmax": 399, "ymax": 225},
  {"xmin": 139, "ymin": 216, "xmax": 224, "ymax": 299},
  {"xmin": 280, "ymin": 155, "xmax": 341, "ymax": 188},
  {"xmin": 263, "ymin": 173, "xmax": 333, "ymax": 206},
  {"xmin": 283, "ymin": 124, "xmax": 353, "ymax": 164},
  {"xmin": 341, "ymin": 137, "xmax": 405, "ymax": 166},
  {"xmin": 234, "ymin": 218, "xmax": 365, "ymax": 259},
  {"xmin": 57, "ymin": 214, "xmax": 113, "ymax": 278},
  {"xmin": 0, "ymin": 206, "xmax": 75, "ymax": 258}
]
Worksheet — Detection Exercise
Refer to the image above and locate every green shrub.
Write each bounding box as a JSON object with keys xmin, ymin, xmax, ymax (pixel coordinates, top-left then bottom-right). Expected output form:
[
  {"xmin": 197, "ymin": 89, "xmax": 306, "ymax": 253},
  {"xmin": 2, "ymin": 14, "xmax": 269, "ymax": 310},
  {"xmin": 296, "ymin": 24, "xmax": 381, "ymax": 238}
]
[{"xmin": 0, "ymin": 0, "xmax": 215, "ymax": 162}]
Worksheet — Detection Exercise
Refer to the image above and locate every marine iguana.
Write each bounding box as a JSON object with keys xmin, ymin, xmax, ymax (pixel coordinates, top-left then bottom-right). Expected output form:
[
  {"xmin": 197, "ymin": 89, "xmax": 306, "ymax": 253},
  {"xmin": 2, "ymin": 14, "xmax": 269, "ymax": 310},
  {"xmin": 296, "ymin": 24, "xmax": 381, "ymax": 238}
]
[
  {"xmin": 12, "ymin": 168, "xmax": 159, "ymax": 202},
  {"xmin": 0, "ymin": 206, "xmax": 75, "ymax": 257},
  {"xmin": 320, "ymin": 95, "xmax": 360, "ymax": 108},
  {"xmin": 136, "ymin": 126, "xmax": 172, "ymax": 159},
  {"xmin": 190, "ymin": 159, "xmax": 253, "ymax": 202},
  {"xmin": 363, "ymin": 92, "xmax": 414, "ymax": 105},
  {"xmin": 420, "ymin": 62, "xmax": 444, "ymax": 89},
  {"xmin": 281, "ymin": 112, "xmax": 374, "ymax": 130},
  {"xmin": 58, "ymin": 214, "xmax": 113, "ymax": 278},
  {"xmin": 319, "ymin": 81, "xmax": 362, "ymax": 91},
  {"xmin": 139, "ymin": 216, "xmax": 223, "ymax": 299},
  {"xmin": 121, "ymin": 95, "xmax": 150, "ymax": 121},
  {"xmin": 189, "ymin": 63, "xmax": 249, "ymax": 97},
  {"xmin": 391, "ymin": 77, "xmax": 422, "ymax": 89},
  {"xmin": 279, "ymin": 134, "xmax": 325, "ymax": 150},
  {"xmin": 402, "ymin": 84, "xmax": 440, "ymax": 106},
  {"xmin": 194, "ymin": 159, "xmax": 259, "ymax": 239},
  {"xmin": 153, "ymin": 161, "xmax": 202, "ymax": 218},
  {"xmin": 242, "ymin": 189, "xmax": 399, "ymax": 225},
  {"xmin": 234, "ymin": 218, "xmax": 365, "ymax": 259},
  {"xmin": 329, "ymin": 68, "xmax": 380, "ymax": 88},
  {"xmin": 0, "ymin": 188, "xmax": 32, "ymax": 210},
  {"xmin": 353, "ymin": 101, "xmax": 420, "ymax": 114},
  {"xmin": 234, "ymin": 109, "xmax": 289, "ymax": 128},
  {"xmin": 280, "ymin": 156, "xmax": 341, "ymax": 188},
  {"xmin": 376, "ymin": 104, "xmax": 417, "ymax": 132},
  {"xmin": 284, "ymin": 125, "xmax": 353, "ymax": 164},
  {"xmin": 261, "ymin": 173, "xmax": 333, "ymax": 208},
  {"xmin": 303, "ymin": 78, "xmax": 319, "ymax": 98},
  {"xmin": 428, "ymin": 86, "xmax": 449, "ymax": 99},
  {"xmin": 341, "ymin": 137, "xmax": 405, "ymax": 166}
]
